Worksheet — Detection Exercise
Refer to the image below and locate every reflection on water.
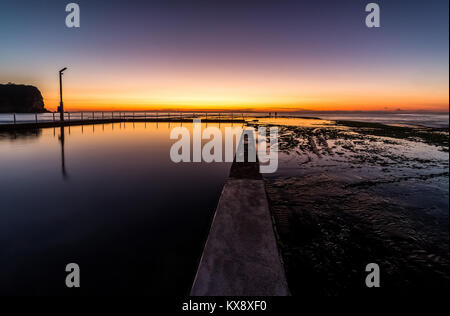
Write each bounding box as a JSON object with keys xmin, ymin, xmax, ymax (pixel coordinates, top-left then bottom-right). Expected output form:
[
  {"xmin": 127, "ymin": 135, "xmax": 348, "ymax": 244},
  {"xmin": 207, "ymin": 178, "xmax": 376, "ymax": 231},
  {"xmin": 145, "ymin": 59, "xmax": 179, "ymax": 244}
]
[
  {"xmin": 59, "ymin": 126, "xmax": 68, "ymax": 179},
  {"xmin": 255, "ymin": 117, "xmax": 335, "ymax": 128},
  {"xmin": 0, "ymin": 128, "xmax": 42, "ymax": 140},
  {"xmin": 0, "ymin": 122, "xmax": 242, "ymax": 295}
]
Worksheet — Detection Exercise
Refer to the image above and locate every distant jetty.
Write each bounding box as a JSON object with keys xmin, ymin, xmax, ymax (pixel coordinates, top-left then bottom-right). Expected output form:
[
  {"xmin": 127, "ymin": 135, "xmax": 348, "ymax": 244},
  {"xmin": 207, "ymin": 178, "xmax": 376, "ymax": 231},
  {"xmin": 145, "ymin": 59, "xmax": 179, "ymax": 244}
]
[{"xmin": 0, "ymin": 83, "xmax": 47, "ymax": 113}]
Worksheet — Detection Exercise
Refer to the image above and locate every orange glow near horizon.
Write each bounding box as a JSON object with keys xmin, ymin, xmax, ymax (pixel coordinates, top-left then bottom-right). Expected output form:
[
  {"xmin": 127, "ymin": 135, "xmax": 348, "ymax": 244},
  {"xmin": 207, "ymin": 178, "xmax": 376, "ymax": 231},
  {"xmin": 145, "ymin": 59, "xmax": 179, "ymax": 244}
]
[
  {"xmin": 35, "ymin": 69, "xmax": 448, "ymax": 112},
  {"xmin": 6, "ymin": 51, "xmax": 450, "ymax": 113},
  {"xmin": 40, "ymin": 75, "xmax": 449, "ymax": 112}
]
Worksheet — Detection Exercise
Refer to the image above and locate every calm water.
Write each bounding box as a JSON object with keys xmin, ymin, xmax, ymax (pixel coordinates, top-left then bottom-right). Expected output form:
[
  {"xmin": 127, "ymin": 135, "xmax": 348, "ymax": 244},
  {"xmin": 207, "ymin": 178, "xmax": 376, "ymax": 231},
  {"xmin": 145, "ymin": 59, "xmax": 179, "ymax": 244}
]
[
  {"xmin": 0, "ymin": 122, "xmax": 241, "ymax": 295},
  {"xmin": 291, "ymin": 112, "xmax": 449, "ymax": 128},
  {"xmin": 1, "ymin": 112, "xmax": 448, "ymax": 128}
]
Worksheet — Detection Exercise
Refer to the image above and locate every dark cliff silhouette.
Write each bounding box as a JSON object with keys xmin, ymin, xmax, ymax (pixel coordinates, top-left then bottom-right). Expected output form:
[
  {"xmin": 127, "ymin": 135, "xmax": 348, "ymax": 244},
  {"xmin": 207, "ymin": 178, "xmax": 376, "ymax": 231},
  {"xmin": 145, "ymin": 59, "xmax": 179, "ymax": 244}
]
[{"xmin": 0, "ymin": 83, "xmax": 47, "ymax": 113}]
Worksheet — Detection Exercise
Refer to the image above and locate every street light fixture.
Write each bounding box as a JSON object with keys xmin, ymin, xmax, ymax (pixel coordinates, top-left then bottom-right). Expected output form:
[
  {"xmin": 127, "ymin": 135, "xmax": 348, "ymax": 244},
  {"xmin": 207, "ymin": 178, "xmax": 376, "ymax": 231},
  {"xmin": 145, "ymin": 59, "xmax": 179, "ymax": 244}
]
[{"xmin": 59, "ymin": 67, "xmax": 67, "ymax": 121}]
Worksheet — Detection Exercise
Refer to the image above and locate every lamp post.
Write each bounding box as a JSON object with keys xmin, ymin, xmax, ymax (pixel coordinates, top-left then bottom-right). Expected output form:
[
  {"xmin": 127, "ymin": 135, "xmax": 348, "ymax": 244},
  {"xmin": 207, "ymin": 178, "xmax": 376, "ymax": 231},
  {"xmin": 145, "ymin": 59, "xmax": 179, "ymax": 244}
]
[{"xmin": 59, "ymin": 67, "xmax": 67, "ymax": 121}]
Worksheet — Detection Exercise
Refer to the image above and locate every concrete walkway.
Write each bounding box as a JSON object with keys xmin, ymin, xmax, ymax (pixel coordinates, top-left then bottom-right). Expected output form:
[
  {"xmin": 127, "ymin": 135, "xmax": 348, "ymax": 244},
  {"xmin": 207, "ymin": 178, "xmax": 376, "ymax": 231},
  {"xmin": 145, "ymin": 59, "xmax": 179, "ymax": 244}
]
[
  {"xmin": 0, "ymin": 118, "xmax": 244, "ymax": 131},
  {"xmin": 190, "ymin": 156, "xmax": 290, "ymax": 296}
]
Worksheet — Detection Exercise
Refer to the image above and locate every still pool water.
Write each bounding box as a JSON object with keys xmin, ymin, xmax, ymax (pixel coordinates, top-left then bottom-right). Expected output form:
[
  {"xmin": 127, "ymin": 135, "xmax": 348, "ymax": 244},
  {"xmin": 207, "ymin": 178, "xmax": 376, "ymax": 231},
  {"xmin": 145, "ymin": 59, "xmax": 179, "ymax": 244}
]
[{"xmin": 0, "ymin": 122, "xmax": 242, "ymax": 295}]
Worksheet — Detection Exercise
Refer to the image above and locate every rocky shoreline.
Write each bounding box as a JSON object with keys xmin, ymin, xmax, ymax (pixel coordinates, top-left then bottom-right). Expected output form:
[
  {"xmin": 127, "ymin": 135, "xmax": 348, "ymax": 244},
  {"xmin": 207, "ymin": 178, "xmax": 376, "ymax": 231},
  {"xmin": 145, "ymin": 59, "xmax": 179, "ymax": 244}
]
[{"xmin": 253, "ymin": 118, "xmax": 449, "ymax": 294}]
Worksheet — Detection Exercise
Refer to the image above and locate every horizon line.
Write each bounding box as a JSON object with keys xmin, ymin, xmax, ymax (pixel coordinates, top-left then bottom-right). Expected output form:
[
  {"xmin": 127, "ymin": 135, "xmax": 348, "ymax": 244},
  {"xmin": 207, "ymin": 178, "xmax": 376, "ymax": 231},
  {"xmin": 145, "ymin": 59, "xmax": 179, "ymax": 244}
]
[{"xmin": 40, "ymin": 108, "xmax": 450, "ymax": 114}]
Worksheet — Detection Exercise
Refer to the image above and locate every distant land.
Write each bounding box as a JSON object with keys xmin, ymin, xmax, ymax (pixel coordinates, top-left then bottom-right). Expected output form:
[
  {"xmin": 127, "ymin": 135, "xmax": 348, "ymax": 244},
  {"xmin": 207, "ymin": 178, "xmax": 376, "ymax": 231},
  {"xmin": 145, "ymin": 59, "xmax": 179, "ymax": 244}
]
[{"xmin": 0, "ymin": 83, "xmax": 47, "ymax": 113}]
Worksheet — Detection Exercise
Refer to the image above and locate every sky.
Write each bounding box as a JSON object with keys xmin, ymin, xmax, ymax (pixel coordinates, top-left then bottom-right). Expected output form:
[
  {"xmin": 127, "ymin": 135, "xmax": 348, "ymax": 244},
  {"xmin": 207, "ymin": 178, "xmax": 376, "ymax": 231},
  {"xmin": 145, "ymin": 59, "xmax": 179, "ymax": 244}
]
[{"xmin": 0, "ymin": 0, "xmax": 448, "ymax": 111}]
